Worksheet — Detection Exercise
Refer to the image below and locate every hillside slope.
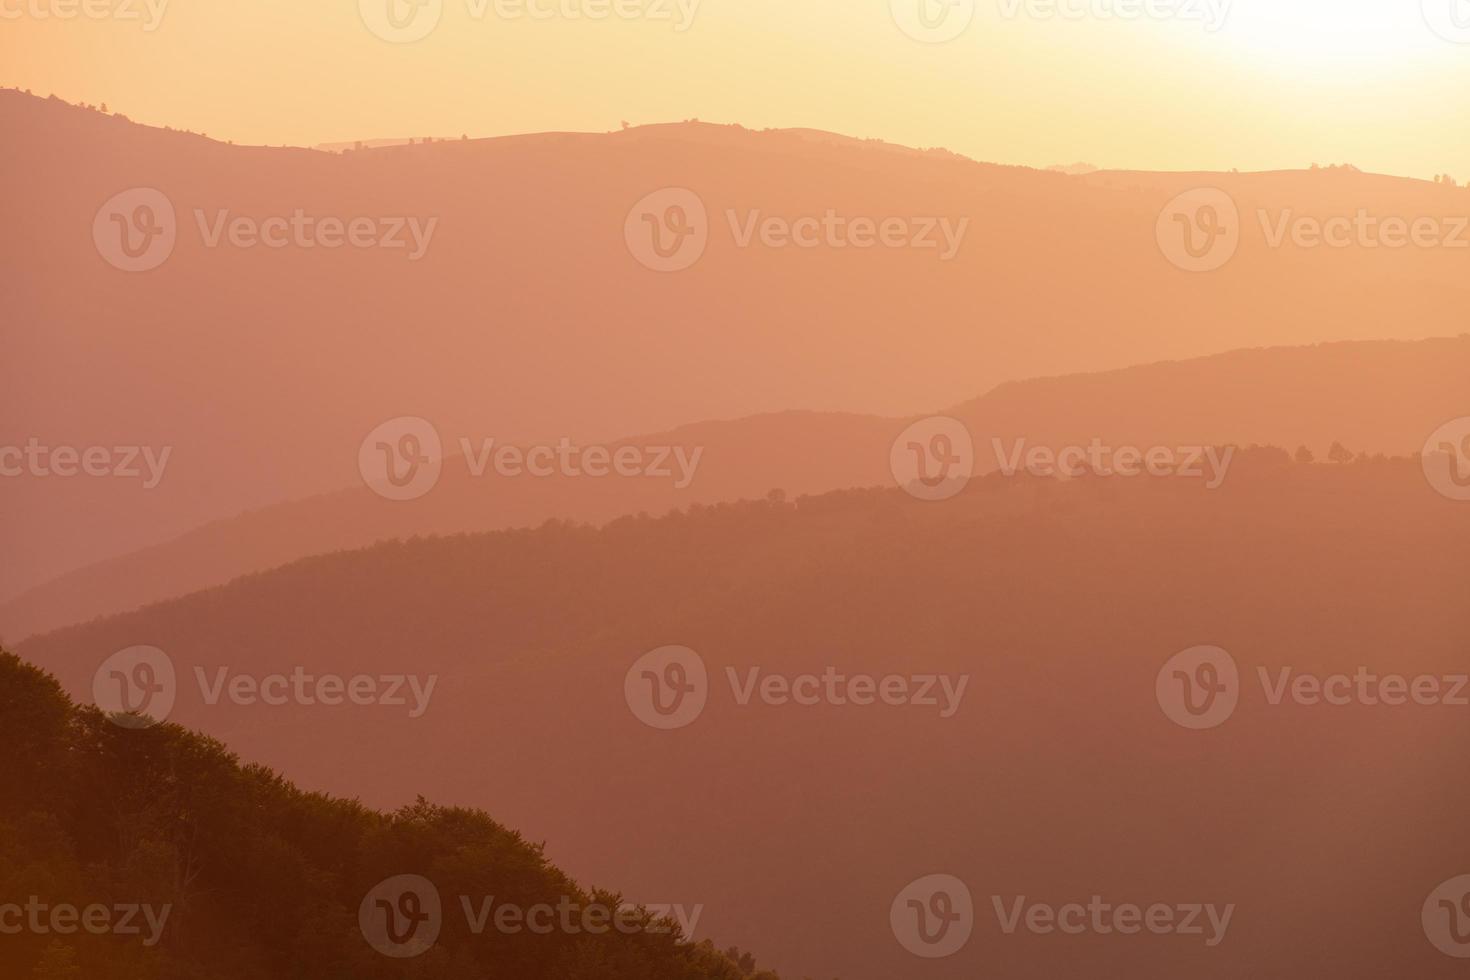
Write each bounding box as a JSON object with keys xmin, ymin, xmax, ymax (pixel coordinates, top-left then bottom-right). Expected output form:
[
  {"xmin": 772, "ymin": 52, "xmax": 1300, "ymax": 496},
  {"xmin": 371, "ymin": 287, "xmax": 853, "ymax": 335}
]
[
  {"xmin": 0, "ymin": 652, "xmax": 782, "ymax": 980},
  {"xmin": 19, "ymin": 454, "xmax": 1470, "ymax": 979}
]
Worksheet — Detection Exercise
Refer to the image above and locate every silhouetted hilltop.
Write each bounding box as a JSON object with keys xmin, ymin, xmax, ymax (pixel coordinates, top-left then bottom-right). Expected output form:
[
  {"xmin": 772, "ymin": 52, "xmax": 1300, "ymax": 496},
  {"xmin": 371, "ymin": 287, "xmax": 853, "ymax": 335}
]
[{"xmin": 0, "ymin": 651, "xmax": 783, "ymax": 980}]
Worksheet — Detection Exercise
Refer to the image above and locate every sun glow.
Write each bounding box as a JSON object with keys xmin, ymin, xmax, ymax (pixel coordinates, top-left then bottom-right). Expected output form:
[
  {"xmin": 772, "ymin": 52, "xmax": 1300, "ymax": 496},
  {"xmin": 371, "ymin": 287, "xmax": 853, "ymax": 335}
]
[{"xmin": 1217, "ymin": 0, "xmax": 1448, "ymax": 63}]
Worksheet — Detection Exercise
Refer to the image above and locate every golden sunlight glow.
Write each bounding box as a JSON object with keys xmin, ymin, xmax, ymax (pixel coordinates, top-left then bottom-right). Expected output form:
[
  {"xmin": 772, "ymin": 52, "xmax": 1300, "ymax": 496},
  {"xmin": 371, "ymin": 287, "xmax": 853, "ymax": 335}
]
[{"xmin": 1, "ymin": 0, "xmax": 1467, "ymax": 176}]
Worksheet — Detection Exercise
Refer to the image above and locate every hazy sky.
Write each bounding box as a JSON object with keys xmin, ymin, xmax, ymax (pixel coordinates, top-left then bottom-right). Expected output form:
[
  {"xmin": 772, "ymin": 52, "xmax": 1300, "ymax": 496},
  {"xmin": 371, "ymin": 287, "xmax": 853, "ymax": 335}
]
[{"xmin": 4, "ymin": 0, "xmax": 1469, "ymax": 178}]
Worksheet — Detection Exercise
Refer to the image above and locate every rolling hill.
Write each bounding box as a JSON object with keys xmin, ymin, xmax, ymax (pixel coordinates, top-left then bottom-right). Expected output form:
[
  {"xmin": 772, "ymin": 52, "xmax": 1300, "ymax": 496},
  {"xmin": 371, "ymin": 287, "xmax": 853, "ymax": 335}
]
[{"xmin": 17, "ymin": 453, "xmax": 1470, "ymax": 979}]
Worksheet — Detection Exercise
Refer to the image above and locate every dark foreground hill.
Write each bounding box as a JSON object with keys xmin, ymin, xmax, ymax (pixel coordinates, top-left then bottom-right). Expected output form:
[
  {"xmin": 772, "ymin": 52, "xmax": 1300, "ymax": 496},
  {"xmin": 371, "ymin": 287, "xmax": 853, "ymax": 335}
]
[
  {"xmin": 18, "ymin": 451, "xmax": 1470, "ymax": 978},
  {"xmin": 0, "ymin": 653, "xmax": 783, "ymax": 980}
]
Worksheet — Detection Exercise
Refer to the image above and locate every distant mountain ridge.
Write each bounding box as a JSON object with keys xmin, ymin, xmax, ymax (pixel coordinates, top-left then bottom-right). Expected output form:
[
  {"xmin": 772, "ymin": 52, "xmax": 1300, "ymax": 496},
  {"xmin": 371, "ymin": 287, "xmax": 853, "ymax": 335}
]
[{"xmin": 5, "ymin": 86, "xmax": 1469, "ymax": 606}]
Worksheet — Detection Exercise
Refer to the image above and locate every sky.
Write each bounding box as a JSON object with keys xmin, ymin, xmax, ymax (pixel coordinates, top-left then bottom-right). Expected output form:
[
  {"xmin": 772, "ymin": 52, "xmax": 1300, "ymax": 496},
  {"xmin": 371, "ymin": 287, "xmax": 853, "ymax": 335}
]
[{"xmin": 3, "ymin": 0, "xmax": 1469, "ymax": 178}]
